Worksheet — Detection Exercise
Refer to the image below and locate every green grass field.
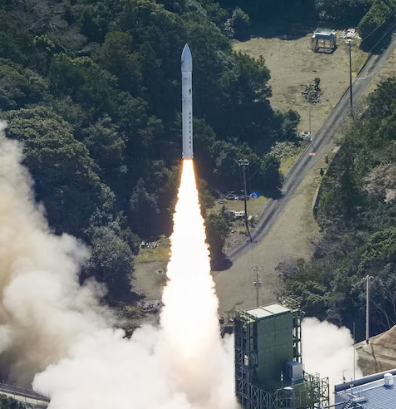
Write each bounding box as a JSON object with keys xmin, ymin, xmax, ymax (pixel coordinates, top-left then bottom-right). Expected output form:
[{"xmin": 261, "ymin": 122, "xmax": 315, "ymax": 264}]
[{"xmin": 212, "ymin": 196, "xmax": 270, "ymax": 218}]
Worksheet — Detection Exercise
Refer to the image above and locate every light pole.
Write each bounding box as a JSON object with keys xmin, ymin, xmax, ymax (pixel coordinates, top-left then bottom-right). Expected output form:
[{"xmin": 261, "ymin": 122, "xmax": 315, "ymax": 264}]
[
  {"xmin": 253, "ymin": 267, "xmax": 262, "ymax": 307},
  {"xmin": 238, "ymin": 159, "xmax": 252, "ymax": 243},
  {"xmin": 353, "ymin": 322, "xmax": 356, "ymax": 380},
  {"xmin": 364, "ymin": 275, "xmax": 374, "ymax": 344},
  {"xmin": 346, "ymin": 40, "xmax": 353, "ymax": 118}
]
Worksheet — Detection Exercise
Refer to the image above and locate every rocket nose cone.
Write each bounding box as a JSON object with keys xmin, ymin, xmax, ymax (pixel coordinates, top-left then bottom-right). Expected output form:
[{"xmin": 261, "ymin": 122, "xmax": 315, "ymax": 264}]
[{"xmin": 181, "ymin": 44, "xmax": 192, "ymax": 72}]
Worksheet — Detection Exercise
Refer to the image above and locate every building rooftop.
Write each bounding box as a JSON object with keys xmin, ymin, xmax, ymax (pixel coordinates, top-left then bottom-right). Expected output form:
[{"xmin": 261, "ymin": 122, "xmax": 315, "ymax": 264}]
[
  {"xmin": 313, "ymin": 28, "xmax": 335, "ymax": 38},
  {"xmin": 246, "ymin": 303, "xmax": 290, "ymax": 319},
  {"xmin": 335, "ymin": 370, "xmax": 396, "ymax": 409}
]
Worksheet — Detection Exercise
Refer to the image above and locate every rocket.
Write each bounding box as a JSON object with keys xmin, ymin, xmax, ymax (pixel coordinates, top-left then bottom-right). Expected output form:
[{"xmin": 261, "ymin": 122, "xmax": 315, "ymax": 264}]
[{"xmin": 181, "ymin": 44, "xmax": 193, "ymax": 159}]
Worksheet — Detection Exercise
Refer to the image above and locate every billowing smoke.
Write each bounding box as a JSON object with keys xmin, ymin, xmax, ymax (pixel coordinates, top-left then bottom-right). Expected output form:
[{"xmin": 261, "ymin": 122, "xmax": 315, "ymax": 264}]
[
  {"xmin": 0, "ymin": 121, "xmax": 111, "ymax": 385},
  {"xmin": 0, "ymin": 122, "xmax": 236, "ymax": 409},
  {"xmin": 160, "ymin": 160, "xmax": 236, "ymax": 407},
  {"xmin": 302, "ymin": 318, "xmax": 363, "ymax": 400}
]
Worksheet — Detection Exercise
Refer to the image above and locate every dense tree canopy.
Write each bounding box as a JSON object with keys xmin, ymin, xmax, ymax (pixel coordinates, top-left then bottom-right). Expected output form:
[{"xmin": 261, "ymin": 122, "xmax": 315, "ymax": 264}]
[
  {"xmin": 0, "ymin": 0, "xmax": 301, "ymax": 297},
  {"xmin": 281, "ymin": 78, "xmax": 396, "ymax": 339},
  {"xmin": 217, "ymin": 0, "xmax": 393, "ymax": 45}
]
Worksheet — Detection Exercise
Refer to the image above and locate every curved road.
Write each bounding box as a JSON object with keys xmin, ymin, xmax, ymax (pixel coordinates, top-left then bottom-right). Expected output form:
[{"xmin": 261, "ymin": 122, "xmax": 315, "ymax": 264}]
[{"xmin": 227, "ymin": 35, "xmax": 396, "ymax": 262}]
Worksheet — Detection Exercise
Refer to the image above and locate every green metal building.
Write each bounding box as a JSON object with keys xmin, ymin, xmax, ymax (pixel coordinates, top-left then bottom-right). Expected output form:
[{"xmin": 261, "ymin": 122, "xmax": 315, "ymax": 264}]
[{"xmin": 234, "ymin": 303, "xmax": 329, "ymax": 409}]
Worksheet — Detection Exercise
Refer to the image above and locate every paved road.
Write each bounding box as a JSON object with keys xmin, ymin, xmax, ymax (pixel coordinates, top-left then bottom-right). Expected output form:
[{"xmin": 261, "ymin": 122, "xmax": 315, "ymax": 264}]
[
  {"xmin": 227, "ymin": 35, "xmax": 396, "ymax": 262},
  {"xmin": 0, "ymin": 382, "xmax": 49, "ymax": 407}
]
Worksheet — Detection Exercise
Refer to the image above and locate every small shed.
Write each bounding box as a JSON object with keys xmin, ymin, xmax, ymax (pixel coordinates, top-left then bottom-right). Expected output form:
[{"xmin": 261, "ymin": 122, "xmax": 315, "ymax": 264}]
[{"xmin": 311, "ymin": 28, "xmax": 336, "ymax": 53}]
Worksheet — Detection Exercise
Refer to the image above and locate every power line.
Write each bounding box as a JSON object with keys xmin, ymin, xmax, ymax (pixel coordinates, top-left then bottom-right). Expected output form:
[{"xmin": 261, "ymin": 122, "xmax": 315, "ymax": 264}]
[
  {"xmin": 361, "ymin": 4, "xmax": 396, "ymax": 43},
  {"xmin": 238, "ymin": 159, "xmax": 252, "ymax": 243},
  {"xmin": 246, "ymin": 18, "xmax": 396, "ymax": 186},
  {"xmin": 366, "ymin": 18, "xmax": 396, "ymax": 54}
]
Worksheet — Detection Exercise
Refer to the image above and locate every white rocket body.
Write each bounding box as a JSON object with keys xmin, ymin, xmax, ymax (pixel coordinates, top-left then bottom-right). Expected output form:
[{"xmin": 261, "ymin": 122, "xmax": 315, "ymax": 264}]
[{"xmin": 181, "ymin": 44, "xmax": 193, "ymax": 159}]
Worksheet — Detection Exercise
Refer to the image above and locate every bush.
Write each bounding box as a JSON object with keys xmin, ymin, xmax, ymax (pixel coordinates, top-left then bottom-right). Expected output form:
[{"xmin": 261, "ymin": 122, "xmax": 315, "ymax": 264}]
[{"xmin": 230, "ymin": 7, "xmax": 250, "ymax": 40}]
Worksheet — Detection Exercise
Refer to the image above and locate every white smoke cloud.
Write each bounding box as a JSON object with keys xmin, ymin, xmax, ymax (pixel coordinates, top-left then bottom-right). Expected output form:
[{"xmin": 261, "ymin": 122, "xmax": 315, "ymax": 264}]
[
  {"xmin": 302, "ymin": 318, "xmax": 363, "ymax": 402},
  {"xmin": 34, "ymin": 329, "xmax": 235, "ymax": 409},
  {"xmin": 0, "ymin": 122, "xmax": 236, "ymax": 409},
  {"xmin": 3, "ymin": 116, "xmax": 365, "ymax": 408},
  {"xmin": 0, "ymin": 121, "xmax": 111, "ymax": 385}
]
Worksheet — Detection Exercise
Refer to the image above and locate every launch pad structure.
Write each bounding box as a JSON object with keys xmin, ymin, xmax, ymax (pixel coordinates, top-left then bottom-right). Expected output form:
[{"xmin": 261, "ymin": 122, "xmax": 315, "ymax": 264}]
[{"xmin": 234, "ymin": 303, "xmax": 329, "ymax": 409}]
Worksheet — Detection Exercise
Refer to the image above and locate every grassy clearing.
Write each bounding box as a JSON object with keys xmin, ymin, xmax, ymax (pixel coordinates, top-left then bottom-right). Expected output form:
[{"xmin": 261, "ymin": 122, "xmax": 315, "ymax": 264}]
[
  {"xmin": 212, "ymin": 196, "xmax": 270, "ymax": 217},
  {"xmin": 233, "ymin": 34, "xmax": 369, "ymax": 137},
  {"xmin": 132, "ymin": 33, "xmax": 376, "ymax": 306},
  {"xmin": 136, "ymin": 236, "xmax": 170, "ymax": 263}
]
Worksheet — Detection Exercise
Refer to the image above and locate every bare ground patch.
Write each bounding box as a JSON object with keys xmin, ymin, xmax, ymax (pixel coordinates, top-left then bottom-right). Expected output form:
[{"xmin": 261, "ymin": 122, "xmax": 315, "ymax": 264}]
[
  {"xmin": 233, "ymin": 35, "xmax": 369, "ymax": 135},
  {"xmin": 132, "ymin": 260, "xmax": 167, "ymax": 301}
]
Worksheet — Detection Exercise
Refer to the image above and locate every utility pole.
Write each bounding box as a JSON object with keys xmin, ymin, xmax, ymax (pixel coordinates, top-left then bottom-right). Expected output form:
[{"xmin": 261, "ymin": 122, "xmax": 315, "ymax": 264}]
[
  {"xmin": 253, "ymin": 267, "xmax": 262, "ymax": 307},
  {"xmin": 308, "ymin": 108, "xmax": 316, "ymax": 155},
  {"xmin": 347, "ymin": 40, "xmax": 353, "ymax": 118},
  {"xmin": 365, "ymin": 275, "xmax": 374, "ymax": 344},
  {"xmin": 353, "ymin": 322, "xmax": 356, "ymax": 380},
  {"xmin": 239, "ymin": 159, "xmax": 252, "ymax": 243}
]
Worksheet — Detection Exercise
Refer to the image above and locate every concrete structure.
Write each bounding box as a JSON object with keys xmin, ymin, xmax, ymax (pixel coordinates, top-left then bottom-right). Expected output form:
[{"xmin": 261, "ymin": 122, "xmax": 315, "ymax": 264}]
[
  {"xmin": 311, "ymin": 29, "xmax": 336, "ymax": 53},
  {"xmin": 234, "ymin": 303, "xmax": 329, "ymax": 409},
  {"xmin": 335, "ymin": 369, "xmax": 396, "ymax": 408},
  {"xmin": 0, "ymin": 382, "xmax": 49, "ymax": 408}
]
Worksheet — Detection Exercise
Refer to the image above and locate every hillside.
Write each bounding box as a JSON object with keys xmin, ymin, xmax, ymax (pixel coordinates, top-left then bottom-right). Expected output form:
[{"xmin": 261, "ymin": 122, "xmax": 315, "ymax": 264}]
[
  {"xmin": 281, "ymin": 77, "xmax": 396, "ymax": 340},
  {"xmin": 358, "ymin": 325, "xmax": 396, "ymax": 375},
  {"xmin": 0, "ymin": 0, "xmax": 301, "ymax": 300}
]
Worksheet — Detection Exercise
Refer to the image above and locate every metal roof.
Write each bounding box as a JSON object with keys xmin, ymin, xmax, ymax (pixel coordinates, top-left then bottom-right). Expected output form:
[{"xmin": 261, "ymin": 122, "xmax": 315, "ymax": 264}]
[
  {"xmin": 246, "ymin": 308, "xmax": 272, "ymax": 319},
  {"xmin": 264, "ymin": 304, "xmax": 290, "ymax": 314},
  {"xmin": 313, "ymin": 28, "xmax": 335, "ymax": 39},
  {"xmin": 335, "ymin": 372, "xmax": 396, "ymax": 409},
  {"xmin": 246, "ymin": 303, "xmax": 290, "ymax": 319}
]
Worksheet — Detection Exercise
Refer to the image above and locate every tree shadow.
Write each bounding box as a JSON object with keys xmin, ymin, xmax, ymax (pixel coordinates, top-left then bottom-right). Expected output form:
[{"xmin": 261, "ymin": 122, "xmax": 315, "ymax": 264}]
[
  {"xmin": 361, "ymin": 26, "xmax": 396, "ymax": 55},
  {"xmin": 262, "ymin": 186, "xmax": 283, "ymax": 199},
  {"xmin": 106, "ymin": 284, "xmax": 145, "ymax": 307},
  {"xmin": 211, "ymin": 255, "xmax": 233, "ymax": 272},
  {"xmin": 238, "ymin": 21, "xmax": 317, "ymax": 42}
]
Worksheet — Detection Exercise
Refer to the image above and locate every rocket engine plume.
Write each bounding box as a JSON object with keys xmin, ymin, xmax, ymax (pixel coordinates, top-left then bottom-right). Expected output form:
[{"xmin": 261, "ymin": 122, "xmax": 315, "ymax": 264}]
[
  {"xmin": 0, "ymin": 122, "xmax": 236, "ymax": 409},
  {"xmin": 161, "ymin": 159, "xmax": 233, "ymax": 406}
]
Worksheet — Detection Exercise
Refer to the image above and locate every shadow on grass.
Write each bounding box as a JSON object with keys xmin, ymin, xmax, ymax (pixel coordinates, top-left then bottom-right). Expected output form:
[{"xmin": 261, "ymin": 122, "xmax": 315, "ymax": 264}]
[
  {"xmin": 314, "ymin": 46, "xmax": 337, "ymax": 55},
  {"xmin": 211, "ymin": 255, "xmax": 233, "ymax": 272},
  {"xmin": 262, "ymin": 186, "xmax": 283, "ymax": 200},
  {"xmin": 105, "ymin": 283, "xmax": 146, "ymax": 307},
  {"xmin": 238, "ymin": 21, "xmax": 317, "ymax": 42}
]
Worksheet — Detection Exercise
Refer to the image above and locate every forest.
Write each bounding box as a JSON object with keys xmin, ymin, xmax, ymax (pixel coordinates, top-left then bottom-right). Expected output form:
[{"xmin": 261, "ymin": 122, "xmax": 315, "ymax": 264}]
[
  {"xmin": 218, "ymin": 0, "xmax": 396, "ymax": 47},
  {"xmin": 280, "ymin": 78, "xmax": 396, "ymax": 340},
  {"xmin": 0, "ymin": 0, "xmax": 302, "ymax": 300},
  {"xmin": 2, "ymin": 0, "xmax": 396, "ymax": 311}
]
